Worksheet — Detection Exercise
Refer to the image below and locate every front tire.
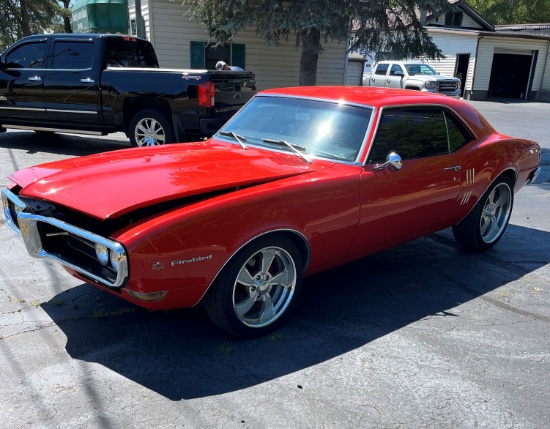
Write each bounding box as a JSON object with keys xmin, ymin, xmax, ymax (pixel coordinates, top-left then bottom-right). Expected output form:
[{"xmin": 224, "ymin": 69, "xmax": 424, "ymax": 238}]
[
  {"xmin": 203, "ymin": 236, "xmax": 303, "ymax": 337},
  {"xmin": 453, "ymin": 175, "xmax": 514, "ymax": 251},
  {"xmin": 129, "ymin": 109, "xmax": 174, "ymax": 147}
]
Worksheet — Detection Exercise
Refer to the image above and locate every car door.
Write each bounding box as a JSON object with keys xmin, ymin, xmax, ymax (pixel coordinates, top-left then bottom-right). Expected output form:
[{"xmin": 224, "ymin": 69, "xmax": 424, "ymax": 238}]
[
  {"xmin": 0, "ymin": 38, "xmax": 48, "ymax": 124},
  {"xmin": 44, "ymin": 38, "xmax": 101, "ymax": 126},
  {"xmin": 349, "ymin": 106, "xmax": 463, "ymax": 257},
  {"xmin": 369, "ymin": 63, "xmax": 389, "ymax": 87},
  {"xmin": 386, "ymin": 63, "xmax": 405, "ymax": 89}
]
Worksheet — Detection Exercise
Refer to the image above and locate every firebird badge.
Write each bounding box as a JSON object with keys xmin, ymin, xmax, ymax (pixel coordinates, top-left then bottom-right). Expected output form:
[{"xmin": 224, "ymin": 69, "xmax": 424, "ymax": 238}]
[
  {"xmin": 152, "ymin": 262, "xmax": 164, "ymax": 271},
  {"xmin": 171, "ymin": 254, "xmax": 212, "ymax": 267},
  {"xmin": 181, "ymin": 74, "xmax": 201, "ymax": 81}
]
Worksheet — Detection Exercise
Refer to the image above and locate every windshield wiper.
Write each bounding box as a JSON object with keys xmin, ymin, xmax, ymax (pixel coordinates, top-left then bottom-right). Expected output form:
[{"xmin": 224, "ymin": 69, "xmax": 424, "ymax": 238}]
[
  {"xmin": 219, "ymin": 131, "xmax": 247, "ymax": 150},
  {"xmin": 261, "ymin": 138, "xmax": 312, "ymax": 164}
]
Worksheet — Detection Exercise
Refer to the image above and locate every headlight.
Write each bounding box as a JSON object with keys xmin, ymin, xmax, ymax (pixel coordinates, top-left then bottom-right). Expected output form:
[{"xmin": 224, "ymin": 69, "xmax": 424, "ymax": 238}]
[
  {"xmin": 95, "ymin": 243, "xmax": 109, "ymax": 266},
  {"xmin": 425, "ymin": 81, "xmax": 436, "ymax": 89}
]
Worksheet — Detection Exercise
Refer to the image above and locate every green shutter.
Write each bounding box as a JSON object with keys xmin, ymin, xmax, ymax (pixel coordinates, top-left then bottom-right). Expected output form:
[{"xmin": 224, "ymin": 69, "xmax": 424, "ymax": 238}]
[
  {"xmin": 190, "ymin": 41, "xmax": 205, "ymax": 68},
  {"xmin": 231, "ymin": 44, "xmax": 245, "ymax": 70}
]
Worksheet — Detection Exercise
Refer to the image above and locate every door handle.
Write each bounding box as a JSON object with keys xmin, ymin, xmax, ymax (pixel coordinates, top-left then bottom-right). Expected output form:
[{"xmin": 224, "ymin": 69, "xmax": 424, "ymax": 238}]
[
  {"xmin": 444, "ymin": 166, "xmax": 461, "ymax": 171},
  {"xmin": 80, "ymin": 78, "xmax": 95, "ymax": 83},
  {"xmin": 27, "ymin": 76, "xmax": 42, "ymax": 81}
]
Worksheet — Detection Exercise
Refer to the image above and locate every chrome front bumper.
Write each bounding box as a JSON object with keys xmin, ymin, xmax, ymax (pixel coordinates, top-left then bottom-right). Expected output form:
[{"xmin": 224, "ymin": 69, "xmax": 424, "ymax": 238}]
[
  {"xmin": 2, "ymin": 188, "xmax": 128, "ymax": 288},
  {"xmin": 527, "ymin": 167, "xmax": 541, "ymax": 184}
]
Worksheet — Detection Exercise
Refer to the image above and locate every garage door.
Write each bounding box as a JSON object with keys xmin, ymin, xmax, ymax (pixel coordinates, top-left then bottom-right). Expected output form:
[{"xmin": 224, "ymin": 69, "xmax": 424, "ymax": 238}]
[{"xmin": 488, "ymin": 50, "xmax": 537, "ymax": 99}]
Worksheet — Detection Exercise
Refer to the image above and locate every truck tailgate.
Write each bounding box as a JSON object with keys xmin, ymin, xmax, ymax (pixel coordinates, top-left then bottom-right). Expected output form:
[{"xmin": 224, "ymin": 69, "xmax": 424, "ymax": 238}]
[{"xmin": 212, "ymin": 72, "xmax": 256, "ymax": 114}]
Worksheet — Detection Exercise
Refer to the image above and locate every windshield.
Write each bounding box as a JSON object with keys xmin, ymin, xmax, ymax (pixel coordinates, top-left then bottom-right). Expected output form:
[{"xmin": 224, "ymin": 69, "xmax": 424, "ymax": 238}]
[
  {"xmin": 217, "ymin": 96, "xmax": 373, "ymax": 162},
  {"xmin": 405, "ymin": 64, "xmax": 438, "ymax": 76}
]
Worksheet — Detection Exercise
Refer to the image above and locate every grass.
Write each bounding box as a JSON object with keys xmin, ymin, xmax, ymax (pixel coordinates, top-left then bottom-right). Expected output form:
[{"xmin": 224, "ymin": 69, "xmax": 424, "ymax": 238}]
[
  {"xmin": 93, "ymin": 307, "xmax": 136, "ymax": 318},
  {"xmin": 218, "ymin": 339, "xmax": 237, "ymax": 357}
]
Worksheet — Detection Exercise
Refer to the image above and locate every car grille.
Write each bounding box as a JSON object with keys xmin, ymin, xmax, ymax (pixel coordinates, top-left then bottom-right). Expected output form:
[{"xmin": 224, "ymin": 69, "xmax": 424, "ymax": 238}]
[
  {"xmin": 2, "ymin": 188, "xmax": 128, "ymax": 288},
  {"xmin": 437, "ymin": 81, "xmax": 458, "ymax": 93}
]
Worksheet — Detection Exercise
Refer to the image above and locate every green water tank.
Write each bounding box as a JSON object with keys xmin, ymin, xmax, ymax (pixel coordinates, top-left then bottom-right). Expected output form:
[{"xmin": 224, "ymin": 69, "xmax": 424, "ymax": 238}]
[{"xmin": 71, "ymin": 0, "xmax": 129, "ymax": 34}]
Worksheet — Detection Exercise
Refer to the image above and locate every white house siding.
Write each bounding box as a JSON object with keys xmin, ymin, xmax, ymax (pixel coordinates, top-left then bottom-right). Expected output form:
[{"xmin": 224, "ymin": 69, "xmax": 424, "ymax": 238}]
[
  {"xmin": 474, "ymin": 37, "xmax": 549, "ymax": 94},
  {"xmin": 146, "ymin": 0, "xmax": 346, "ymax": 89},
  {"xmin": 127, "ymin": 0, "xmax": 150, "ymax": 40},
  {"xmin": 460, "ymin": 15, "xmax": 483, "ymax": 29},
  {"xmin": 424, "ymin": 30, "xmax": 478, "ymax": 91}
]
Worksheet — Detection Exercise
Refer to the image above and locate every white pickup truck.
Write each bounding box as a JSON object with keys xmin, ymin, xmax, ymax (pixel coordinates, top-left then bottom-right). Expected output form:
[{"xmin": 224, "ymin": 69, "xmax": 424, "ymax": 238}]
[{"xmin": 365, "ymin": 61, "xmax": 461, "ymax": 98}]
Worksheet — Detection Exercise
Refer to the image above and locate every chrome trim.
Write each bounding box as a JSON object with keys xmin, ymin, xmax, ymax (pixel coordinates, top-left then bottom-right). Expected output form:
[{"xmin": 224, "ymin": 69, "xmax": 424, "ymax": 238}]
[
  {"xmin": 0, "ymin": 107, "xmax": 46, "ymax": 112},
  {"xmin": 1, "ymin": 189, "xmax": 128, "ymax": 288},
  {"xmin": 1, "ymin": 189, "xmax": 26, "ymax": 236},
  {"xmin": 465, "ymin": 168, "xmax": 475, "ymax": 184},
  {"xmin": 46, "ymin": 109, "xmax": 98, "ymax": 115},
  {"xmin": 528, "ymin": 167, "xmax": 541, "ymax": 184},
  {"xmin": 444, "ymin": 166, "xmax": 461, "ymax": 171},
  {"xmin": 27, "ymin": 76, "xmax": 42, "ymax": 81},
  {"xmin": 1, "ymin": 124, "xmax": 104, "ymax": 135}
]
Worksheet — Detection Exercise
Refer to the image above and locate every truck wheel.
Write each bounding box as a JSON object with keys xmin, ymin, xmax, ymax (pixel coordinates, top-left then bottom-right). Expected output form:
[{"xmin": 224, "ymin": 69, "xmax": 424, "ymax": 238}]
[
  {"xmin": 452, "ymin": 175, "xmax": 514, "ymax": 251},
  {"xmin": 129, "ymin": 109, "xmax": 174, "ymax": 147},
  {"xmin": 203, "ymin": 236, "xmax": 303, "ymax": 337}
]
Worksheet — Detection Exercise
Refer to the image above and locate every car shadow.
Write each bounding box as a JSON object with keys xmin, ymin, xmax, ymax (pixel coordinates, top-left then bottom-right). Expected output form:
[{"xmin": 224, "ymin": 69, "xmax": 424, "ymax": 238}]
[
  {"xmin": 41, "ymin": 224, "xmax": 550, "ymax": 401},
  {"xmin": 0, "ymin": 131, "xmax": 129, "ymax": 156}
]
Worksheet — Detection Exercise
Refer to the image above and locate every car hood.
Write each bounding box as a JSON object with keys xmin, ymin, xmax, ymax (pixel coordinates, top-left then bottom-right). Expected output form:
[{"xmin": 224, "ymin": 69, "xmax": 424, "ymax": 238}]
[{"xmin": 10, "ymin": 141, "xmax": 328, "ymax": 220}]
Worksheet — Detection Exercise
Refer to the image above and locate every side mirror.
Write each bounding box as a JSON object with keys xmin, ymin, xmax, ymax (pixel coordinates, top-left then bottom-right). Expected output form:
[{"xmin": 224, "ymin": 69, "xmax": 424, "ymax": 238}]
[
  {"xmin": 394, "ymin": 70, "xmax": 404, "ymax": 76},
  {"xmin": 374, "ymin": 152, "xmax": 403, "ymax": 171},
  {"xmin": 0, "ymin": 60, "xmax": 5, "ymax": 70}
]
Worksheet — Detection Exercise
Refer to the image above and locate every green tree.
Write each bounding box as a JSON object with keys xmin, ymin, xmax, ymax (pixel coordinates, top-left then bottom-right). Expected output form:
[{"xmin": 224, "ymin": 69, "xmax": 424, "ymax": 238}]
[
  {"xmin": 0, "ymin": 0, "xmax": 71, "ymax": 51},
  {"xmin": 468, "ymin": 0, "xmax": 550, "ymax": 24},
  {"xmin": 184, "ymin": 0, "xmax": 450, "ymax": 85}
]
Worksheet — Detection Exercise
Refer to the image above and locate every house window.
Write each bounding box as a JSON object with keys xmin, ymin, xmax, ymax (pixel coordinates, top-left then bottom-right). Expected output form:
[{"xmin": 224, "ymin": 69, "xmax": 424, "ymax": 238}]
[
  {"xmin": 190, "ymin": 41, "xmax": 246, "ymax": 70},
  {"xmin": 445, "ymin": 11, "xmax": 463, "ymax": 26}
]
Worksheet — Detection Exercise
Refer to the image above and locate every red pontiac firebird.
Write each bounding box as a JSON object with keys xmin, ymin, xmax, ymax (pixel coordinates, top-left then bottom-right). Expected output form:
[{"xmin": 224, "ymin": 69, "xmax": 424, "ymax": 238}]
[{"xmin": 2, "ymin": 87, "xmax": 541, "ymax": 336}]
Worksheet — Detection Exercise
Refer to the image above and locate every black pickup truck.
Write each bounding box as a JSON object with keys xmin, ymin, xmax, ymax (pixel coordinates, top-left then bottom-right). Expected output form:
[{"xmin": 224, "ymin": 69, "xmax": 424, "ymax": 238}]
[{"xmin": 0, "ymin": 33, "xmax": 256, "ymax": 146}]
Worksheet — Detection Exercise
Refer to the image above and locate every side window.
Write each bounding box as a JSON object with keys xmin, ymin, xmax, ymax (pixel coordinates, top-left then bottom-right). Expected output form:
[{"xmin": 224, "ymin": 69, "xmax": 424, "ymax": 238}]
[
  {"xmin": 444, "ymin": 110, "xmax": 474, "ymax": 152},
  {"xmin": 374, "ymin": 63, "xmax": 389, "ymax": 76},
  {"xmin": 4, "ymin": 42, "xmax": 47, "ymax": 68},
  {"xmin": 105, "ymin": 38, "xmax": 159, "ymax": 68},
  {"xmin": 368, "ymin": 107, "xmax": 449, "ymax": 163},
  {"xmin": 52, "ymin": 41, "xmax": 94, "ymax": 69},
  {"xmin": 389, "ymin": 64, "xmax": 404, "ymax": 76}
]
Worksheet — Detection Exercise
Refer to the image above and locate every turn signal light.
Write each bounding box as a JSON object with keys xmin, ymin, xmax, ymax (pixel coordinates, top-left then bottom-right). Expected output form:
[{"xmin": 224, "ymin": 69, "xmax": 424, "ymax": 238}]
[{"xmin": 127, "ymin": 290, "xmax": 167, "ymax": 302}]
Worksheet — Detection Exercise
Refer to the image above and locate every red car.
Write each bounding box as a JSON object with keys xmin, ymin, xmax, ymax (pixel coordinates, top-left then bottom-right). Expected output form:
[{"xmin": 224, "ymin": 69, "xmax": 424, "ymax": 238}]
[{"xmin": 2, "ymin": 87, "xmax": 541, "ymax": 337}]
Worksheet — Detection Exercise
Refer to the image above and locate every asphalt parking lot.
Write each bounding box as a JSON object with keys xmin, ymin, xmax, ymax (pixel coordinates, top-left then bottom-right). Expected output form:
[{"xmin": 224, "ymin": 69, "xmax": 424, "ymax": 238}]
[{"xmin": 0, "ymin": 100, "xmax": 549, "ymax": 428}]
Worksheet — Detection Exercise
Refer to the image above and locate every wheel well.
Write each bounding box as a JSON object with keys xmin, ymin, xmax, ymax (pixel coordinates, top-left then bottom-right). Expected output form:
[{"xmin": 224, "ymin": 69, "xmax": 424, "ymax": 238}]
[
  {"xmin": 499, "ymin": 169, "xmax": 518, "ymax": 188},
  {"xmin": 238, "ymin": 230, "xmax": 311, "ymax": 272},
  {"xmin": 123, "ymin": 98, "xmax": 172, "ymax": 135}
]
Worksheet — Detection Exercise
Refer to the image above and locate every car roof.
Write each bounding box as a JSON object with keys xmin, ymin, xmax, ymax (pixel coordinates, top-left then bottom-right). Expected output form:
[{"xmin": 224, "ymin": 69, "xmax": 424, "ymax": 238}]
[{"xmin": 258, "ymin": 86, "xmax": 454, "ymax": 109}]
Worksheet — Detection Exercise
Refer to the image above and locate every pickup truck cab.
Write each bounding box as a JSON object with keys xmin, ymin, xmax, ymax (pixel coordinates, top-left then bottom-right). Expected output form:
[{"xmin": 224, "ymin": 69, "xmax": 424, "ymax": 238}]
[
  {"xmin": 366, "ymin": 61, "xmax": 461, "ymax": 98},
  {"xmin": 0, "ymin": 33, "xmax": 256, "ymax": 146}
]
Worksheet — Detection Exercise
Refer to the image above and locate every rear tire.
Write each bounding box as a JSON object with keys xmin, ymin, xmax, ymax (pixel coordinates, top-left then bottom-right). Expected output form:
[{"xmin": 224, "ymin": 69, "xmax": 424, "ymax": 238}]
[
  {"xmin": 453, "ymin": 175, "xmax": 514, "ymax": 251},
  {"xmin": 129, "ymin": 109, "xmax": 174, "ymax": 147},
  {"xmin": 203, "ymin": 236, "xmax": 303, "ymax": 337}
]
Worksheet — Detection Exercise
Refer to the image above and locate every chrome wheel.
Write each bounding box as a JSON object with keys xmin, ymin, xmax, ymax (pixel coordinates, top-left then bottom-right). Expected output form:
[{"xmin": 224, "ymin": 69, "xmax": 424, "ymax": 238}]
[
  {"xmin": 129, "ymin": 109, "xmax": 174, "ymax": 147},
  {"xmin": 233, "ymin": 246, "xmax": 297, "ymax": 328},
  {"xmin": 453, "ymin": 175, "xmax": 514, "ymax": 251},
  {"xmin": 480, "ymin": 182, "xmax": 512, "ymax": 244},
  {"xmin": 134, "ymin": 117, "xmax": 167, "ymax": 146},
  {"xmin": 203, "ymin": 235, "xmax": 303, "ymax": 336}
]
